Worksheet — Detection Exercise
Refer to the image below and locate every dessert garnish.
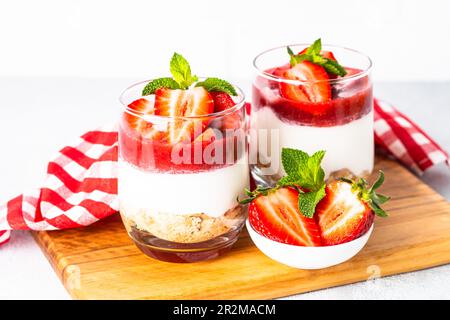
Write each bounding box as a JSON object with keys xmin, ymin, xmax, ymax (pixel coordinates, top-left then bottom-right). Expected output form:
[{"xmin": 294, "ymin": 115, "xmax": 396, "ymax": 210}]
[
  {"xmin": 238, "ymin": 148, "xmax": 390, "ymax": 246},
  {"xmin": 277, "ymin": 38, "xmax": 348, "ymax": 104},
  {"xmin": 126, "ymin": 52, "xmax": 240, "ymax": 145},
  {"xmin": 142, "ymin": 52, "xmax": 237, "ymax": 96},
  {"xmin": 287, "ymin": 38, "xmax": 347, "ymax": 77},
  {"xmin": 239, "ymin": 148, "xmax": 328, "ymax": 218}
]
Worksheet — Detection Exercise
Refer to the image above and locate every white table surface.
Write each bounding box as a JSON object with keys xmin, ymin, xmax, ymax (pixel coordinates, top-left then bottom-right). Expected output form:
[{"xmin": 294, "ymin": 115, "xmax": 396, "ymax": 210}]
[{"xmin": 0, "ymin": 78, "xmax": 449, "ymax": 300}]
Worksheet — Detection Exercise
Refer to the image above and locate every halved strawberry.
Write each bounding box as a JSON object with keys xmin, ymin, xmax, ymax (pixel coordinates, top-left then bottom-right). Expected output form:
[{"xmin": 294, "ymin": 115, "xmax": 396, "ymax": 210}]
[
  {"xmin": 271, "ymin": 63, "xmax": 292, "ymax": 77},
  {"xmin": 125, "ymin": 98, "xmax": 160, "ymax": 139},
  {"xmin": 249, "ymin": 187, "xmax": 322, "ymax": 246},
  {"xmin": 279, "ymin": 79, "xmax": 309, "ymax": 102},
  {"xmin": 210, "ymin": 91, "xmax": 241, "ymax": 130},
  {"xmin": 315, "ymin": 181, "xmax": 374, "ymax": 245},
  {"xmin": 211, "ymin": 91, "xmax": 235, "ymax": 112},
  {"xmin": 193, "ymin": 127, "xmax": 216, "ymax": 143},
  {"xmin": 279, "ymin": 61, "xmax": 331, "ymax": 103},
  {"xmin": 321, "ymin": 51, "xmax": 337, "ymax": 61},
  {"xmin": 154, "ymin": 87, "xmax": 214, "ymax": 143},
  {"xmin": 154, "ymin": 88, "xmax": 187, "ymax": 117},
  {"xmin": 298, "ymin": 48, "xmax": 338, "ymax": 79}
]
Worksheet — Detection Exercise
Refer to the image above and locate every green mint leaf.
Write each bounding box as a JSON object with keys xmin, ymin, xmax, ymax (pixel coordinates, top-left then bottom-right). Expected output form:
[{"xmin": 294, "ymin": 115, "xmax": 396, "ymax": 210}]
[
  {"xmin": 170, "ymin": 52, "xmax": 198, "ymax": 89},
  {"xmin": 281, "ymin": 148, "xmax": 309, "ymax": 180},
  {"xmin": 277, "ymin": 175, "xmax": 297, "ymax": 187},
  {"xmin": 287, "ymin": 46, "xmax": 295, "ymax": 56},
  {"xmin": 298, "ymin": 184, "xmax": 326, "ymax": 218},
  {"xmin": 322, "ymin": 58, "xmax": 347, "ymax": 77},
  {"xmin": 141, "ymin": 77, "xmax": 180, "ymax": 96},
  {"xmin": 287, "ymin": 46, "xmax": 310, "ymax": 66},
  {"xmin": 287, "ymin": 46, "xmax": 296, "ymax": 66},
  {"xmin": 195, "ymin": 77, "xmax": 237, "ymax": 96},
  {"xmin": 286, "ymin": 38, "xmax": 347, "ymax": 77},
  {"xmin": 311, "ymin": 54, "xmax": 327, "ymax": 65},
  {"xmin": 309, "ymin": 150, "xmax": 326, "ymax": 186},
  {"xmin": 293, "ymin": 54, "xmax": 310, "ymax": 66},
  {"xmin": 308, "ymin": 38, "xmax": 322, "ymax": 55},
  {"xmin": 306, "ymin": 38, "xmax": 322, "ymax": 55},
  {"xmin": 281, "ymin": 148, "xmax": 326, "ymax": 191}
]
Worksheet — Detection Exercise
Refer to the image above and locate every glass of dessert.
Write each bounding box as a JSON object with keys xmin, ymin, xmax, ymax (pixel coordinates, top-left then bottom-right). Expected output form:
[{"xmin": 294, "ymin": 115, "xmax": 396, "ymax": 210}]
[
  {"xmin": 251, "ymin": 39, "xmax": 373, "ymax": 186},
  {"xmin": 118, "ymin": 53, "xmax": 249, "ymax": 263}
]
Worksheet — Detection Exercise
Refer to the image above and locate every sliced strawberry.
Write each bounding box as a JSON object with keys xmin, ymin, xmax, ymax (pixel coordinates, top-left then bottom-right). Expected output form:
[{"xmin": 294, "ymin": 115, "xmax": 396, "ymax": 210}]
[
  {"xmin": 321, "ymin": 50, "xmax": 337, "ymax": 61},
  {"xmin": 184, "ymin": 87, "xmax": 214, "ymax": 117},
  {"xmin": 128, "ymin": 97, "xmax": 153, "ymax": 113},
  {"xmin": 279, "ymin": 80, "xmax": 309, "ymax": 102},
  {"xmin": 193, "ymin": 127, "xmax": 216, "ymax": 143},
  {"xmin": 249, "ymin": 187, "xmax": 322, "ymax": 246},
  {"xmin": 321, "ymin": 51, "xmax": 339, "ymax": 79},
  {"xmin": 298, "ymin": 48, "xmax": 338, "ymax": 79},
  {"xmin": 154, "ymin": 87, "xmax": 214, "ymax": 143},
  {"xmin": 271, "ymin": 63, "xmax": 292, "ymax": 77},
  {"xmin": 154, "ymin": 88, "xmax": 187, "ymax": 117},
  {"xmin": 126, "ymin": 98, "xmax": 153, "ymax": 128},
  {"xmin": 210, "ymin": 91, "xmax": 241, "ymax": 130},
  {"xmin": 211, "ymin": 91, "xmax": 235, "ymax": 113},
  {"xmin": 125, "ymin": 98, "xmax": 160, "ymax": 139},
  {"xmin": 279, "ymin": 61, "xmax": 331, "ymax": 103},
  {"xmin": 315, "ymin": 181, "xmax": 374, "ymax": 245}
]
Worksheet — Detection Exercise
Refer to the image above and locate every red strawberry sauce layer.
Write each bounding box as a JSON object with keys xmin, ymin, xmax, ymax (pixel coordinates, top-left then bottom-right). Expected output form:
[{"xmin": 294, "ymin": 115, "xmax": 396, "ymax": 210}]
[
  {"xmin": 252, "ymin": 67, "xmax": 372, "ymax": 127},
  {"xmin": 119, "ymin": 117, "xmax": 246, "ymax": 173}
]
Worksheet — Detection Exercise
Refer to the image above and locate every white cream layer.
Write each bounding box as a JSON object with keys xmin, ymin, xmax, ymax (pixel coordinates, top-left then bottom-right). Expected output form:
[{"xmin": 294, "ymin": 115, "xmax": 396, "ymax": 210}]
[
  {"xmin": 118, "ymin": 157, "xmax": 249, "ymax": 218},
  {"xmin": 252, "ymin": 108, "xmax": 374, "ymax": 177}
]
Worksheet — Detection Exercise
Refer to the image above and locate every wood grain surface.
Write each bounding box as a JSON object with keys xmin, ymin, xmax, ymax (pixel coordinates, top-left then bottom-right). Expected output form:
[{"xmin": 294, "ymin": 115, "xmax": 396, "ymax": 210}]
[{"xmin": 32, "ymin": 156, "xmax": 450, "ymax": 300}]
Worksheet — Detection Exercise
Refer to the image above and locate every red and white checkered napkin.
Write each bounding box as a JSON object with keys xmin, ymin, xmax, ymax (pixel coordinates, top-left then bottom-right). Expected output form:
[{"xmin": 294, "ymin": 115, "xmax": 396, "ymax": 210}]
[
  {"xmin": 0, "ymin": 99, "xmax": 448, "ymax": 246},
  {"xmin": 373, "ymin": 98, "xmax": 448, "ymax": 174},
  {"xmin": 0, "ymin": 125, "xmax": 119, "ymax": 245}
]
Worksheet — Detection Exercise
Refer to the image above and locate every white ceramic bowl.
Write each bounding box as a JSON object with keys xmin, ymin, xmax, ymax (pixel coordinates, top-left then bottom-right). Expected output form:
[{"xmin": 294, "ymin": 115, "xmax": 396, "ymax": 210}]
[{"xmin": 246, "ymin": 219, "xmax": 373, "ymax": 269}]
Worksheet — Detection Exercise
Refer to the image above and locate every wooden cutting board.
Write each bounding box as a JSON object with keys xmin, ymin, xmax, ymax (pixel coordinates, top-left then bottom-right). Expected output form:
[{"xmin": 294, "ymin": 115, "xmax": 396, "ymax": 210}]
[{"xmin": 32, "ymin": 155, "xmax": 450, "ymax": 300}]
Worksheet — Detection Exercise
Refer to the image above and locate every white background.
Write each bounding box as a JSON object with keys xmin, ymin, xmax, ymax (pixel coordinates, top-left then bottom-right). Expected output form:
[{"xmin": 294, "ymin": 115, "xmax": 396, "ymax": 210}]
[{"xmin": 0, "ymin": 0, "xmax": 449, "ymax": 81}]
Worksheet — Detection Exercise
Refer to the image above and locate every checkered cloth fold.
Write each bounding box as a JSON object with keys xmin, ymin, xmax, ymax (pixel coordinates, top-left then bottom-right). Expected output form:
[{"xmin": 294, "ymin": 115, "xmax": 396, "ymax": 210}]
[{"xmin": 0, "ymin": 99, "xmax": 448, "ymax": 246}]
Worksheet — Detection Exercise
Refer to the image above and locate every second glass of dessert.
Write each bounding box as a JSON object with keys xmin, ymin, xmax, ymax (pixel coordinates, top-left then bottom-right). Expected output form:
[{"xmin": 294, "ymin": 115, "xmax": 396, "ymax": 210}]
[
  {"xmin": 118, "ymin": 53, "xmax": 249, "ymax": 263},
  {"xmin": 251, "ymin": 39, "xmax": 373, "ymax": 186}
]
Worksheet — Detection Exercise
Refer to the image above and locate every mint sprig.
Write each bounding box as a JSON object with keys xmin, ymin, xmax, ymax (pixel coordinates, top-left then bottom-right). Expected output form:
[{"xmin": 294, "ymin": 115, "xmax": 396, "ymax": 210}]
[
  {"xmin": 287, "ymin": 38, "xmax": 347, "ymax": 77},
  {"xmin": 142, "ymin": 77, "xmax": 180, "ymax": 95},
  {"xmin": 280, "ymin": 149, "xmax": 325, "ymax": 190},
  {"xmin": 169, "ymin": 53, "xmax": 198, "ymax": 89},
  {"xmin": 195, "ymin": 77, "xmax": 237, "ymax": 96},
  {"xmin": 340, "ymin": 171, "xmax": 390, "ymax": 217},
  {"xmin": 142, "ymin": 52, "xmax": 197, "ymax": 95},
  {"xmin": 238, "ymin": 148, "xmax": 390, "ymax": 219},
  {"xmin": 277, "ymin": 148, "xmax": 327, "ymax": 218},
  {"xmin": 298, "ymin": 186, "xmax": 326, "ymax": 218},
  {"xmin": 142, "ymin": 52, "xmax": 237, "ymax": 96},
  {"xmin": 238, "ymin": 148, "xmax": 327, "ymax": 218}
]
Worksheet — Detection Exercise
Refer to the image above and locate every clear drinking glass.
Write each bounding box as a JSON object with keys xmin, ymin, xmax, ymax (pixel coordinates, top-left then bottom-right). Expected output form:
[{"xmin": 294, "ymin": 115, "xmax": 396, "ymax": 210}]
[
  {"xmin": 118, "ymin": 80, "xmax": 249, "ymax": 263},
  {"xmin": 251, "ymin": 44, "xmax": 373, "ymax": 186}
]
